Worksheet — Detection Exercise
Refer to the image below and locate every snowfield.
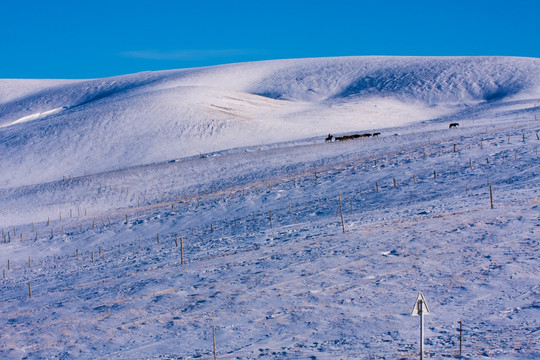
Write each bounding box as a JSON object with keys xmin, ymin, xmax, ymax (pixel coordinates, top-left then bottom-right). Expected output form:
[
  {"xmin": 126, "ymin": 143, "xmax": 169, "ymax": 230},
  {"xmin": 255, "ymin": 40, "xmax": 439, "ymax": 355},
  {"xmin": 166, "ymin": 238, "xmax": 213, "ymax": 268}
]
[{"xmin": 0, "ymin": 56, "xmax": 539, "ymax": 359}]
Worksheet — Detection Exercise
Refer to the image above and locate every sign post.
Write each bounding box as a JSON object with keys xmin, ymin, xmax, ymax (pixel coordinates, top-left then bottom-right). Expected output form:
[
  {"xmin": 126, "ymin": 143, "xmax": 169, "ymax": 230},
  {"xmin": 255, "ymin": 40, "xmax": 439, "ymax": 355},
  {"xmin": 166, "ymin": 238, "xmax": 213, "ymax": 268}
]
[{"xmin": 411, "ymin": 292, "xmax": 430, "ymax": 360}]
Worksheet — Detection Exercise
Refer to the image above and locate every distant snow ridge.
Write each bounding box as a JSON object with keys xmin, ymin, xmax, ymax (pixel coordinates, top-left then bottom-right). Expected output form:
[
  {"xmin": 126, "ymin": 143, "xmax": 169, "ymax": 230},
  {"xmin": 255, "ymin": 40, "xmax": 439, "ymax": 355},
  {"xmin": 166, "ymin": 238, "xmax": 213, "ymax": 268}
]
[
  {"xmin": 0, "ymin": 56, "xmax": 539, "ymax": 188},
  {"xmin": 248, "ymin": 57, "xmax": 540, "ymax": 103}
]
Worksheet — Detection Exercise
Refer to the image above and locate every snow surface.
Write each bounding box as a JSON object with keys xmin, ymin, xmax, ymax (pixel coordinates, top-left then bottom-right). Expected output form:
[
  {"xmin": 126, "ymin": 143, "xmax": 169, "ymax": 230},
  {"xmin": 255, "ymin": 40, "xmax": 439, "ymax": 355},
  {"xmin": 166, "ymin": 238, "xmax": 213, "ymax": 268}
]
[{"xmin": 0, "ymin": 56, "xmax": 539, "ymax": 359}]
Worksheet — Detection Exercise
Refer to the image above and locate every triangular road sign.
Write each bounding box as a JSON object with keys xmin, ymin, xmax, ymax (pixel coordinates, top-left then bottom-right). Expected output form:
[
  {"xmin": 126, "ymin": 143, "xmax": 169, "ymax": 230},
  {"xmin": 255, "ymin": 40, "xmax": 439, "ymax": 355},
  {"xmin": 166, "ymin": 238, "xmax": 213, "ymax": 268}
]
[{"xmin": 411, "ymin": 292, "xmax": 430, "ymax": 316}]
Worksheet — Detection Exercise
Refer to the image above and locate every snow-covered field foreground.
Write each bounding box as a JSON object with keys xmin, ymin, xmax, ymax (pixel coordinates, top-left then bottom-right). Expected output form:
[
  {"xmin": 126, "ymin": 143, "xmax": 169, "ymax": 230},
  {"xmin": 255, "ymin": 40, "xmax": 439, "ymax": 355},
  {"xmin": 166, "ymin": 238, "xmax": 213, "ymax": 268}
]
[{"xmin": 0, "ymin": 57, "xmax": 539, "ymax": 359}]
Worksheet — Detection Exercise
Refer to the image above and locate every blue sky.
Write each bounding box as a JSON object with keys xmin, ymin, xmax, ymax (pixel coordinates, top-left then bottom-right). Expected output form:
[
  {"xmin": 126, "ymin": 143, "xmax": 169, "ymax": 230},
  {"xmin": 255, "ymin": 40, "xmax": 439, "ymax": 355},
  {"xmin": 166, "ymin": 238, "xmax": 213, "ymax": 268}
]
[{"xmin": 1, "ymin": 0, "xmax": 538, "ymax": 79}]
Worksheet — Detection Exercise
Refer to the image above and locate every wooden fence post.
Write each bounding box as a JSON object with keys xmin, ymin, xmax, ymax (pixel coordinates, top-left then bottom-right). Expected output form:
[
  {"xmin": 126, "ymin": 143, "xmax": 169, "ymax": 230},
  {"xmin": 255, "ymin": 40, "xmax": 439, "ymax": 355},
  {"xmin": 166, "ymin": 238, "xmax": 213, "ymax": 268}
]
[
  {"xmin": 212, "ymin": 324, "xmax": 217, "ymax": 360},
  {"xmin": 338, "ymin": 195, "xmax": 345, "ymax": 233},
  {"xmin": 181, "ymin": 237, "xmax": 184, "ymax": 265},
  {"xmin": 490, "ymin": 185, "xmax": 494, "ymax": 209},
  {"xmin": 458, "ymin": 321, "xmax": 462, "ymax": 357}
]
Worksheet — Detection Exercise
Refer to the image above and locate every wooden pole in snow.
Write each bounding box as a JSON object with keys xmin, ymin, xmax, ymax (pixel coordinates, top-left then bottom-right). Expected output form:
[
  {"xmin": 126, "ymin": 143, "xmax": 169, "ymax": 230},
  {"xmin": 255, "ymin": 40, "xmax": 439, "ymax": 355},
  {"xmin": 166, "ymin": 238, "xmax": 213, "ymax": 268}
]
[
  {"xmin": 338, "ymin": 195, "xmax": 345, "ymax": 233},
  {"xmin": 212, "ymin": 324, "xmax": 217, "ymax": 360},
  {"xmin": 490, "ymin": 184, "xmax": 494, "ymax": 209},
  {"xmin": 458, "ymin": 320, "xmax": 463, "ymax": 357},
  {"xmin": 181, "ymin": 237, "xmax": 184, "ymax": 265}
]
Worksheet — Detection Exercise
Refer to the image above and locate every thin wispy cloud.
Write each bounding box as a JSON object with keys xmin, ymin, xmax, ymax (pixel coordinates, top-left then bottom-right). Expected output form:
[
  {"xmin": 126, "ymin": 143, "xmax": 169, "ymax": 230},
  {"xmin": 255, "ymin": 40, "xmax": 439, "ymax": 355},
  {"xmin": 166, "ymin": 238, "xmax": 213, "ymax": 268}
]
[{"xmin": 121, "ymin": 49, "xmax": 256, "ymax": 61}]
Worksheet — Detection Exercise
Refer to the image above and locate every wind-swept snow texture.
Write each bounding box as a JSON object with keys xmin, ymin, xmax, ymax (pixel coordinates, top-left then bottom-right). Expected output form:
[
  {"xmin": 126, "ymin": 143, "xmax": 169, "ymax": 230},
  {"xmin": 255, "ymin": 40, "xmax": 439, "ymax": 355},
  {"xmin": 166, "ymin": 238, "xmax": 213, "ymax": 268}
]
[{"xmin": 0, "ymin": 56, "xmax": 539, "ymax": 359}]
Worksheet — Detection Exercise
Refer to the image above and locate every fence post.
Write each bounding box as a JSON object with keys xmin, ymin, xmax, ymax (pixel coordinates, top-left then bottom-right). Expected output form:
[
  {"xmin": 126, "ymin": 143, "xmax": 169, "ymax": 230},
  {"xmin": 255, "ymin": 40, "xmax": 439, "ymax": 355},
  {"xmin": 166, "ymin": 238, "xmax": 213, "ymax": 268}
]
[
  {"xmin": 458, "ymin": 320, "xmax": 462, "ymax": 357},
  {"xmin": 212, "ymin": 324, "xmax": 217, "ymax": 360},
  {"xmin": 490, "ymin": 185, "xmax": 494, "ymax": 209},
  {"xmin": 338, "ymin": 195, "xmax": 345, "ymax": 233}
]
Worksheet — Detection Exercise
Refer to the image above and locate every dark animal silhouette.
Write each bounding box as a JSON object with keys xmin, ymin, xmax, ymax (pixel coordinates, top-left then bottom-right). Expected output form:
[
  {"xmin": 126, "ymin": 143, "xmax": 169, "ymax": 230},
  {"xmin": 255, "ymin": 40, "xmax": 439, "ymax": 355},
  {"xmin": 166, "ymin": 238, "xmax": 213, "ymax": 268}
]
[
  {"xmin": 373, "ymin": 132, "xmax": 380, "ymax": 137},
  {"xmin": 325, "ymin": 134, "xmax": 333, "ymax": 142},
  {"xmin": 335, "ymin": 135, "xmax": 355, "ymax": 141},
  {"xmin": 335, "ymin": 133, "xmax": 373, "ymax": 141},
  {"xmin": 449, "ymin": 123, "xmax": 459, "ymax": 129}
]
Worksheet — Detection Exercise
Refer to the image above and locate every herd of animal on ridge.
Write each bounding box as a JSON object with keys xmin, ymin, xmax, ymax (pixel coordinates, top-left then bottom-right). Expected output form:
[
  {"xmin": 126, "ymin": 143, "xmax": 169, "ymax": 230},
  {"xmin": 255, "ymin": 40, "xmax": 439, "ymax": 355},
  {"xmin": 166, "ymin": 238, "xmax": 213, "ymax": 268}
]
[{"xmin": 325, "ymin": 122, "xmax": 459, "ymax": 143}]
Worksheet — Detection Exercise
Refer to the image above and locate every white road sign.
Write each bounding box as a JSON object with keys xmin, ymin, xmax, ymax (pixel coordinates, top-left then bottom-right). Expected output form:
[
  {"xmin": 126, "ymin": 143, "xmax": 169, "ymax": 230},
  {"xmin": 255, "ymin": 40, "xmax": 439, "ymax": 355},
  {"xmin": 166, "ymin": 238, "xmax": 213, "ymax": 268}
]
[{"xmin": 411, "ymin": 292, "xmax": 430, "ymax": 316}]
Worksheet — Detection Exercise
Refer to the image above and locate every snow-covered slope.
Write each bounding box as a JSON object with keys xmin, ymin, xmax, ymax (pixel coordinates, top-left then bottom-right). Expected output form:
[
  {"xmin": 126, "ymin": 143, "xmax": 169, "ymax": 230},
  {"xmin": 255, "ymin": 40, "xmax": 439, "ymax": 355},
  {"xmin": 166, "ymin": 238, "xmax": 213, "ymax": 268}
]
[
  {"xmin": 1, "ymin": 56, "xmax": 539, "ymax": 189},
  {"xmin": 0, "ymin": 103, "xmax": 538, "ymax": 359},
  {"xmin": 0, "ymin": 56, "xmax": 539, "ymax": 359}
]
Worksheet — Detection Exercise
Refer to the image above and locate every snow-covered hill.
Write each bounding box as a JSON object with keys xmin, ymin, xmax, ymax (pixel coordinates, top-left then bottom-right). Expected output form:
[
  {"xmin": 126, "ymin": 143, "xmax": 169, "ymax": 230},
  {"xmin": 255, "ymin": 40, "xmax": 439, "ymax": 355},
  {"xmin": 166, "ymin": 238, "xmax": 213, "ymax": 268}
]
[
  {"xmin": 1, "ymin": 56, "xmax": 539, "ymax": 189},
  {"xmin": 0, "ymin": 57, "xmax": 539, "ymax": 359}
]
